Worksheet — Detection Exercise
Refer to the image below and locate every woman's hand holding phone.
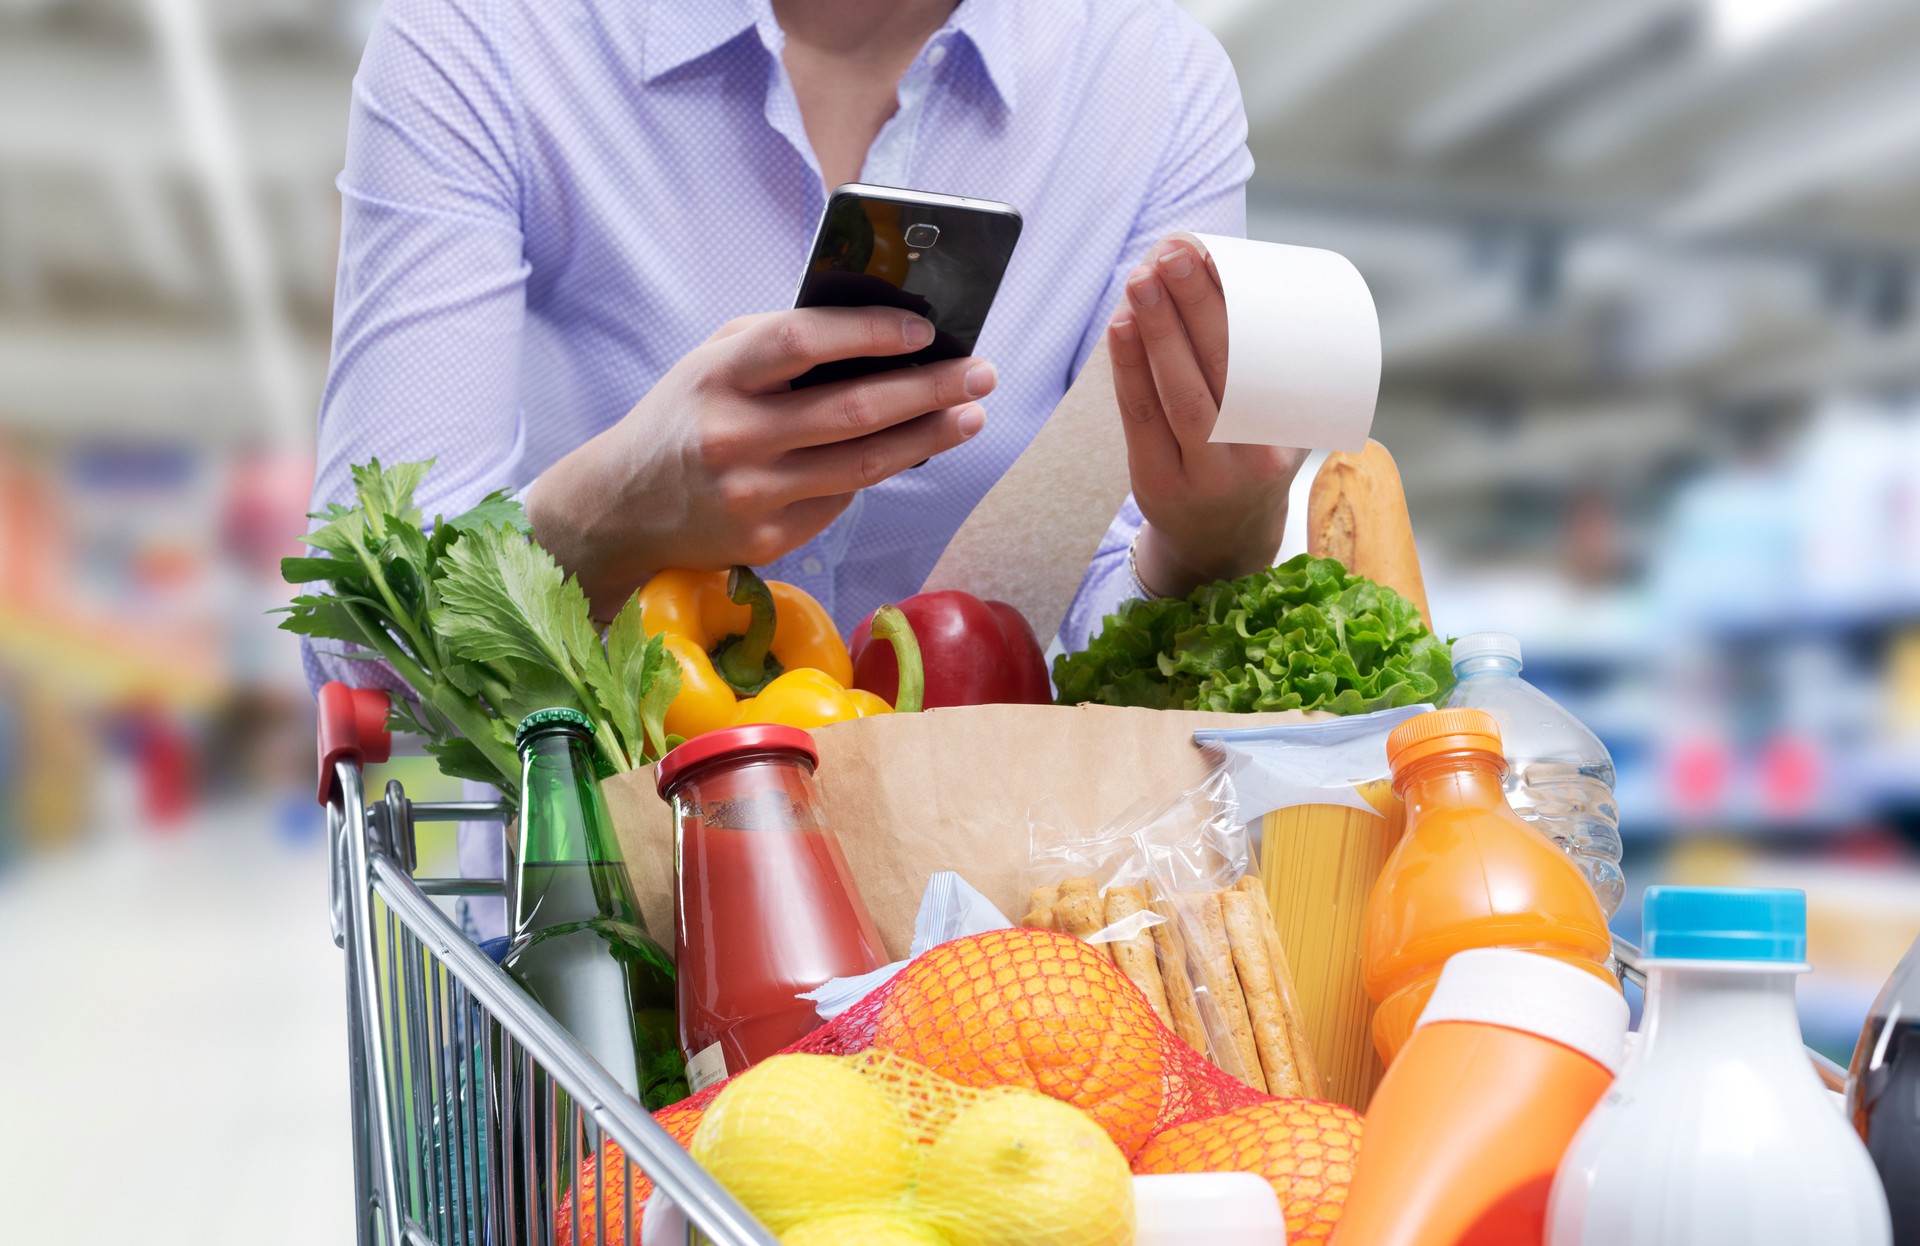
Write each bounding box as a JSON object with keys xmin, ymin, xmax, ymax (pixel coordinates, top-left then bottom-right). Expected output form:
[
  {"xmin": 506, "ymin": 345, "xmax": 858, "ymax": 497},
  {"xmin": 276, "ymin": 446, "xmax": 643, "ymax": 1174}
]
[
  {"xmin": 527, "ymin": 305, "xmax": 994, "ymax": 617},
  {"xmin": 1110, "ymin": 232, "xmax": 1308, "ymax": 599}
]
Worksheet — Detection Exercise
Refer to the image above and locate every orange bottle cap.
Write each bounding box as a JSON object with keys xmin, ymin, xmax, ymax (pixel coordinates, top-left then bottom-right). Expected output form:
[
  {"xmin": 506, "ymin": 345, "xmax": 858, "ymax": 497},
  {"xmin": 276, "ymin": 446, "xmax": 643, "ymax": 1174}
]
[{"xmin": 1386, "ymin": 707, "xmax": 1504, "ymax": 774}]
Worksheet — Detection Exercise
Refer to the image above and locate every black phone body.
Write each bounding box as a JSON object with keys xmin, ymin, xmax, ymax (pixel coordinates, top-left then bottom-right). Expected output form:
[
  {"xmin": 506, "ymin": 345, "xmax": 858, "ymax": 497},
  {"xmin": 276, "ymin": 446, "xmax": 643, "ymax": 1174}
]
[{"xmin": 790, "ymin": 183, "xmax": 1023, "ymax": 389}]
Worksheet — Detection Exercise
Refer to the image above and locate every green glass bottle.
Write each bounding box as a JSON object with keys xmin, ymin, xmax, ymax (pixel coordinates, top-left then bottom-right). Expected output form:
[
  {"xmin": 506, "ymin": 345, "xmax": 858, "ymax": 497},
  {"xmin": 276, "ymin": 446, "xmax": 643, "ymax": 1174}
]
[{"xmin": 504, "ymin": 707, "xmax": 686, "ymax": 1108}]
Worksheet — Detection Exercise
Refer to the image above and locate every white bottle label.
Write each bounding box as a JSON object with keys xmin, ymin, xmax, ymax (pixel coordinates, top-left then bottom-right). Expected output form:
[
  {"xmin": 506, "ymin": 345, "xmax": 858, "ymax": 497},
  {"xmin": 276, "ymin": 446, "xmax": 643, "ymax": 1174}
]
[{"xmin": 686, "ymin": 1041, "xmax": 729, "ymax": 1093}]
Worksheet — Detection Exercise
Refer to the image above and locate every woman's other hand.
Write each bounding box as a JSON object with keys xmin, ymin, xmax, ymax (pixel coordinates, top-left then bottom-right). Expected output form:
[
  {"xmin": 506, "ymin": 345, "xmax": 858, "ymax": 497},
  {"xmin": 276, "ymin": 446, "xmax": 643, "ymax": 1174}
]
[{"xmin": 1109, "ymin": 232, "xmax": 1307, "ymax": 598}]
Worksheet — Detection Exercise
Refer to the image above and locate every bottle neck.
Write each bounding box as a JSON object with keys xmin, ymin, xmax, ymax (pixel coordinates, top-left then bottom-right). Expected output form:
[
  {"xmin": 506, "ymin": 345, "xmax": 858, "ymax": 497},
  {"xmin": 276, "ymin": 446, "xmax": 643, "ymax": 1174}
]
[
  {"xmin": 516, "ymin": 728, "xmax": 622, "ymax": 867},
  {"xmin": 1641, "ymin": 962, "xmax": 1807, "ymax": 1065},
  {"xmin": 1394, "ymin": 749, "xmax": 1510, "ymax": 816},
  {"xmin": 1453, "ymin": 655, "xmax": 1522, "ymax": 679}
]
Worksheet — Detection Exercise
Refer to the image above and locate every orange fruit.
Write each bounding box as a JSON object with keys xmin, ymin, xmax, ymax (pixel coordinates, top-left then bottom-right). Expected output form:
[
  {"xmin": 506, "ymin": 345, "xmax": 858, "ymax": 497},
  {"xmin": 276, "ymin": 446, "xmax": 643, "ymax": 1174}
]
[
  {"xmin": 869, "ymin": 929, "xmax": 1167, "ymax": 1158},
  {"xmin": 554, "ymin": 1099, "xmax": 704, "ymax": 1244},
  {"xmin": 1131, "ymin": 1099, "xmax": 1362, "ymax": 1243}
]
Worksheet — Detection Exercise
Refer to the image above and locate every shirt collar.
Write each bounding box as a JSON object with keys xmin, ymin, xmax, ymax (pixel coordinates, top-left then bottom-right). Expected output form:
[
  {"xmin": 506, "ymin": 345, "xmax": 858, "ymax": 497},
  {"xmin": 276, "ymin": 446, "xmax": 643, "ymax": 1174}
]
[
  {"xmin": 642, "ymin": 0, "xmax": 1017, "ymax": 112},
  {"xmin": 641, "ymin": 0, "xmax": 762, "ymax": 83}
]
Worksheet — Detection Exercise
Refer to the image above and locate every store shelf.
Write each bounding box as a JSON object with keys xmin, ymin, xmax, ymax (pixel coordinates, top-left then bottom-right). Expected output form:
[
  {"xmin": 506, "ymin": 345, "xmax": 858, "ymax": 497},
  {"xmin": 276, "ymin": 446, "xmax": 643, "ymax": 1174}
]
[{"xmin": 0, "ymin": 602, "xmax": 227, "ymax": 709}]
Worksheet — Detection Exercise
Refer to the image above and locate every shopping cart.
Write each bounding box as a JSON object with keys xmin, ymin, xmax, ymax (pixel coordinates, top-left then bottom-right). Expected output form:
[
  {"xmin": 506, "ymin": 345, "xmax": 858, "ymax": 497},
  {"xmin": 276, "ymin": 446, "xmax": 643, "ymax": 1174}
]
[{"xmin": 319, "ymin": 684, "xmax": 780, "ymax": 1246}]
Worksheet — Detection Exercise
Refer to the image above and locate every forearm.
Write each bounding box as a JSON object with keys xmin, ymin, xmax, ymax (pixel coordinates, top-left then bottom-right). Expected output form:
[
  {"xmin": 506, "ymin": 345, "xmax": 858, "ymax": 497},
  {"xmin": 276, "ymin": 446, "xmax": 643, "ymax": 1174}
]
[{"xmin": 1133, "ymin": 503, "xmax": 1288, "ymax": 599}]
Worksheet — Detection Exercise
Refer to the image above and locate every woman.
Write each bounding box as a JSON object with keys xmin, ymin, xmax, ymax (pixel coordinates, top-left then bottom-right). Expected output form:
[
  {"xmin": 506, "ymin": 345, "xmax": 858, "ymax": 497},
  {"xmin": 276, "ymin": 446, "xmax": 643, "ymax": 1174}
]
[{"xmin": 311, "ymin": 0, "xmax": 1305, "ymax": 932}]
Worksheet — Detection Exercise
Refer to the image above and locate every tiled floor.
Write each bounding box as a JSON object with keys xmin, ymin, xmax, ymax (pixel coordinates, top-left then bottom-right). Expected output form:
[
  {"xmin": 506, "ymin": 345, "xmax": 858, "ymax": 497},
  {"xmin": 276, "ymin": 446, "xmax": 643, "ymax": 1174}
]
[{"xmin": 0, "ymin": 804, "xmax": 354, "ymax": 1242}]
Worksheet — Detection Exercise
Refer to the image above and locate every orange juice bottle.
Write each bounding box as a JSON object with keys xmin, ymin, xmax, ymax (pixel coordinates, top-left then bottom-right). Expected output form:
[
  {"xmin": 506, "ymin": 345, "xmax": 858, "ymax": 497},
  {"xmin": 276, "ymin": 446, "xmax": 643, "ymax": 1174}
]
[{"xmin": 1362, "ymin": 708, "xmax": 1618, "ymax": 1064}]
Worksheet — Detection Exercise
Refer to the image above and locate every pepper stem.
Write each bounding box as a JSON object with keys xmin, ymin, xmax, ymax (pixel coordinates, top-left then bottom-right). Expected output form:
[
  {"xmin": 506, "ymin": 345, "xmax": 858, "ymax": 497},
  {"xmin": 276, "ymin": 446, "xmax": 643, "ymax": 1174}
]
[
  {"xmin": 710, "ymin": 566, "xmax": 783, "ymax": 696},
  {"xmin": 872, "ymin": 605, "xmax": 924, "ymax": 714}
]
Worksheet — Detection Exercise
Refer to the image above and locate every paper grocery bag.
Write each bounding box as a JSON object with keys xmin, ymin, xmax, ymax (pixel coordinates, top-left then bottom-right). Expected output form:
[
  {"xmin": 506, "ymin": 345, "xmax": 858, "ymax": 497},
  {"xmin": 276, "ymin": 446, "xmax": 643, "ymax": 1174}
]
[{"xmin": 602, "ymin": 703, "xmax": 1311, "ymax": 959}]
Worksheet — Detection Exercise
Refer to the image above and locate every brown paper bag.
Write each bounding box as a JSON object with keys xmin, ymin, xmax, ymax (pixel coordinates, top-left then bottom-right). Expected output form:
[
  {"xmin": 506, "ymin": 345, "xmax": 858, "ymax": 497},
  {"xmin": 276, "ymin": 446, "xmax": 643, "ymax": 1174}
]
[{"xmin": 603, "ymin": 703, "xmax": 1312, "ymax": 959}]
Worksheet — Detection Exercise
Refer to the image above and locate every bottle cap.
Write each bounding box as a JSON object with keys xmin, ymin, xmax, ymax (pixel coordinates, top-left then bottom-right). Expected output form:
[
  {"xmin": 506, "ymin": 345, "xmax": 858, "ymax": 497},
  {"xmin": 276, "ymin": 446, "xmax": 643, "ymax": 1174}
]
[
  {"xmin": 1450, "ymin": 631, "xmax": 1523, "ymax": 671},
  {"xmin": 655, "ymin": 723, "xmax": 819, "ymax": 798},
  {"xmin": 1386, "ymin": 707, "xmax": 1505, "ymax": 775},
  {"xmin": 1416, "ymin": 947, "xmax": 1629, "ymax": 1073},
  {"xmin": 1643, "ymin": 886, "xmax": 1807, "ymax": 964},
  {"xmin": 514, "ymin": 706, "xmax": 594, "ymax": 747}
]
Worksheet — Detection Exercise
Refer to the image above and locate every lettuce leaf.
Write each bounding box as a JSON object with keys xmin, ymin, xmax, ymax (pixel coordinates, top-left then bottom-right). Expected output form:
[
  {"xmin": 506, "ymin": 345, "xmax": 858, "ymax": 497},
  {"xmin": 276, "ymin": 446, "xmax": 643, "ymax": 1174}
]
[{"xmin": 1053, "ymin": 554, "xmax": 1453, "ymax": 715}]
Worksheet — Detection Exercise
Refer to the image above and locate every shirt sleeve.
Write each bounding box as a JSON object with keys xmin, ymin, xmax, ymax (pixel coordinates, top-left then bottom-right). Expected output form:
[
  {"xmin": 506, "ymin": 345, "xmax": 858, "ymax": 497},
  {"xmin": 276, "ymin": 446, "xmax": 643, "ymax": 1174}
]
[
  {"xmin": 304, "ymin": 0, "xmax": 530, "ymax": 690},
  {"xmin": 1058, "ymin": 9, "xmax": 1253, "ymax": 654}
]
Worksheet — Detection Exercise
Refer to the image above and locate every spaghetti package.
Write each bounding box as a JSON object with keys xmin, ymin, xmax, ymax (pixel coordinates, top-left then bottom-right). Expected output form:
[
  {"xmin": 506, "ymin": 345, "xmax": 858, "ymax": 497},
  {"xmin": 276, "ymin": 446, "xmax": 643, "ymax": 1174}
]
[
  {"xmin": 1195, "ymin": 705, "xmax": 1428, "ymax": 1110},
  {"xmin": 1025, "ymin": 770, "xmax": 1323, "ymax": 1100}
]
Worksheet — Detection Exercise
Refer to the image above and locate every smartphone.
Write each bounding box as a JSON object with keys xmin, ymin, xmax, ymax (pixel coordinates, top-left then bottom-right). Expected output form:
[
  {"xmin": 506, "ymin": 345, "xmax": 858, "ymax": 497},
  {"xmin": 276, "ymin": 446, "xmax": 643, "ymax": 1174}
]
[{"xmin": 790, "ymin": 183, "xmax": 1023, "ymax": 389}]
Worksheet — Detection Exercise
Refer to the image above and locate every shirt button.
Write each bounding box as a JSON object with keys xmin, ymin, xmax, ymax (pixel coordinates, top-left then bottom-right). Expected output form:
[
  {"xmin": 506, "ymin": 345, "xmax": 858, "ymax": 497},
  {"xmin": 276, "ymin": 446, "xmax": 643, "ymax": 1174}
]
[
  {"xmin": 928, "ymin": 44, "xmax": 947, "ymax": 66},
  {"xmin": 802, "ymin": 556, "xmax": 825, "ymax": 576}
]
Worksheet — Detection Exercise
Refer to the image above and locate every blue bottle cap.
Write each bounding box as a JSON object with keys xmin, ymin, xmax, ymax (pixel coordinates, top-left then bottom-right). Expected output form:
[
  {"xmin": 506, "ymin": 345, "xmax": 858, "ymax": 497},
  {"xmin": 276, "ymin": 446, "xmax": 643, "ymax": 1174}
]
[{"xmin": 1642, "ymin": 885, "xmax": 1807, "ymax": 963}]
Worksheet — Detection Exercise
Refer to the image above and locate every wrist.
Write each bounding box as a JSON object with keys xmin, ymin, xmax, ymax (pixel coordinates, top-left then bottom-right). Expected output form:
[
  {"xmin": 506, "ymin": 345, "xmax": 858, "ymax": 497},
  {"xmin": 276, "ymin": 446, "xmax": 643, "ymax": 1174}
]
[
  {"xmin": 526, "ymin": 452, "xmax": 648, "ymax": 618},
  {"xmin": 1134, "ymin": 520, "xmax": 1281, "ymax": 598}
]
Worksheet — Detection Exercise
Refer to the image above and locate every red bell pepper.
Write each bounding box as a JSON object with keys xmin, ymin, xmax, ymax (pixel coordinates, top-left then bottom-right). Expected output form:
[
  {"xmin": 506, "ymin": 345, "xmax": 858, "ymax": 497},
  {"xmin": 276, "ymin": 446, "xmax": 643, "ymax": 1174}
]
[{"xmin": 849, "ymin": 591, "xmax": 1052, "ymax": 708}]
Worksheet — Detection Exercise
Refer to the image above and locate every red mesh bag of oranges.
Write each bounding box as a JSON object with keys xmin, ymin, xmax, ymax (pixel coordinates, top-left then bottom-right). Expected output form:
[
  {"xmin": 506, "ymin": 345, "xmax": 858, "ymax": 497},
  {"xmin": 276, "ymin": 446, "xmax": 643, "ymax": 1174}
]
[{"xmin": 561, "ymin": 928, "xmax": 1361, "ymax": 1243}]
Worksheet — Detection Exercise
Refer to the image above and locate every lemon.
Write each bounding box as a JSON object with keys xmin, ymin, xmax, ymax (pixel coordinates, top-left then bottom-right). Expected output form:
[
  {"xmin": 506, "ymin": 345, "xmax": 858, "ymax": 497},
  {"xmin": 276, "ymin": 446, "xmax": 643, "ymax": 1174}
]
[
  {"xmin": 691, "ymin": 1054, "xmax": 915, "ymax": 1232},
  {"xmin": 916, "ymin": 1090, "xmax": 1134, "ymax": 1246},
  {"xmin": 782, "ymin": 1212, "xmax": 951, "ymax": 1245}
]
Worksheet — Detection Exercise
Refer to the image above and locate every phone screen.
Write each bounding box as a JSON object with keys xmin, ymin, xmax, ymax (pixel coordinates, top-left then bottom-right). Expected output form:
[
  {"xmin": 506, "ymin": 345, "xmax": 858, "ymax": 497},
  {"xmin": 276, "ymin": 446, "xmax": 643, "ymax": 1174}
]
[{"xmin": 790, "ymin": 189, "xmax": 1022, "ymax": 389}]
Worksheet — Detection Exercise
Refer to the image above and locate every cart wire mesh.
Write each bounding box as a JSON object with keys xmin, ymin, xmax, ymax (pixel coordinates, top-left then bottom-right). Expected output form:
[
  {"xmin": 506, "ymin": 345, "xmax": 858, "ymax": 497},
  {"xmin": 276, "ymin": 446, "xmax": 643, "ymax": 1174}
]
[{"xmin": 325, "ymin": 746, "xmax": 779, "ymax": 1246}]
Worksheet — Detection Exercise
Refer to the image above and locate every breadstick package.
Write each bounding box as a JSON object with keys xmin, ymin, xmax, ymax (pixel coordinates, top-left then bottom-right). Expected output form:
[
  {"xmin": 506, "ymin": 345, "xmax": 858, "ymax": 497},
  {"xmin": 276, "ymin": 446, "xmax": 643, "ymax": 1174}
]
[{"xmin": 1025, "ymin": 766, "xmax": 1325, "ymax": 1099}]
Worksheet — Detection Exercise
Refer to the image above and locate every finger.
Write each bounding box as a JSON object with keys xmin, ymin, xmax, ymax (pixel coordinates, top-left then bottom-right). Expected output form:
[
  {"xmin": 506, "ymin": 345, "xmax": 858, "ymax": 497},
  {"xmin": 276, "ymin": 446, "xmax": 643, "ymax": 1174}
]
[
  {"xmin": 1154, "ymin": 237, "xmax": 1229, "ymax": 405},
  {"xmin": 721, "ymin": 306, "xmax": 937, "ymax": 393},
  {"xmin": 770, "ymin": 356, "xmax": 997, "ymax": 450},
  {"xmin": 1126, "ymin": 265, "xmax": 1219, "ymax": 455},
  {"xmin": 775, "ymin": 404, "xmax": 986, "ymax": 500},
  {"xmin": 1108, "ymin": 311, "xmax": 1181, "ymax": 490},
  {"xmin": 709, "ymin": 312, "xmax": 773, "ymax": 343}
]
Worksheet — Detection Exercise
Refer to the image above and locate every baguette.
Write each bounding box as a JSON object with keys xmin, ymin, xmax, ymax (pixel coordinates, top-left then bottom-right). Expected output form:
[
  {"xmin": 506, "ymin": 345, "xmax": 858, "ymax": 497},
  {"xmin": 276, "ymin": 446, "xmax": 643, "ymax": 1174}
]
[
  {"xmin": 1222, "ymin": 886, "xmax": 1308, "ymax": 1098},
  {"xmin": 1149, "ymin": 894, "xmax": 1213, "ymax": 1056},
  {"xmin": 1102, "ymin": 885, "xmax": 1174, "ymax": 1030},
  {"xmin": 1234, "ymin": 876, "xmax": 1324, "ymax": 1098},
  {"xmin": 1181, "ymin": 892, "xmax": 1266, "ymax": 1092},
  {"xmin": 1307, "ymin": 438, "xmax": 1433, "ymax": 630}
]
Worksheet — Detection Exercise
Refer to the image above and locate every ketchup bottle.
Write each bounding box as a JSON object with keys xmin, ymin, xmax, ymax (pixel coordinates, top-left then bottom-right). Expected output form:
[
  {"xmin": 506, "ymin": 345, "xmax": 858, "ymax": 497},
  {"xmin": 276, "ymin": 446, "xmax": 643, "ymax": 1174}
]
[{"xmin": 655, "ymin": 724, "xmax": 886, "ymax": 1091}]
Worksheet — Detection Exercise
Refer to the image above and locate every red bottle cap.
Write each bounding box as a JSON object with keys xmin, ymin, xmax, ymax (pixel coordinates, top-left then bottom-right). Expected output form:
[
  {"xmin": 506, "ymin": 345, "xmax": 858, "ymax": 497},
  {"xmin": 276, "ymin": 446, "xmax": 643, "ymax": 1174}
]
[{"xmin": 655, "ymin": 723, "xmax": 819, "ymax": 797}]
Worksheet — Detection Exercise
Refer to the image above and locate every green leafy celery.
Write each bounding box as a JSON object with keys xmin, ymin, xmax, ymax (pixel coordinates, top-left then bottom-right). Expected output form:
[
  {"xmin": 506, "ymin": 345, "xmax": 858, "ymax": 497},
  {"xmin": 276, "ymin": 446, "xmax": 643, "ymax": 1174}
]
[
  {"xmin": 279, "ymin": 458, "xmax": 679, "ymax": 798},
  {"xmin": 1053, "ymin": 554, "xmax": 1454, "ymax": 716}
]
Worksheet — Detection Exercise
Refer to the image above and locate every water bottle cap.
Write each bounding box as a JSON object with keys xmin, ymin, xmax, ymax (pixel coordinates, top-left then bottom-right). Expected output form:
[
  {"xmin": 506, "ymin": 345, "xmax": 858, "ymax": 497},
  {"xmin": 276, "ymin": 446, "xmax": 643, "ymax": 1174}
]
[
  {"xmin": 1451, "ymin": 631, "xmax": 1523, "ymax": 671},
  {"xmin": 1386, "ymin": 707, "xmax": 1505, "ymax": 774},
  {"xmin": 514, "ymin": 706, "xmax": 594, "ymax": 746},
  {"xmin": 1416, "ymin": 948, "xmax": 1629, "ymax": 1073},
  {"xmin": 1642, "ymin": 886, "xmax": 1807, "ymax": 963}
]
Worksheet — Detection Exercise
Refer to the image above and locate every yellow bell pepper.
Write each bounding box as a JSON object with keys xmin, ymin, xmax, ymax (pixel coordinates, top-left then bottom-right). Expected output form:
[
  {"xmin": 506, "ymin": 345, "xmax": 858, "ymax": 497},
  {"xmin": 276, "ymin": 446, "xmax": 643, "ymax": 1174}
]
[
  {"xmin": 731, "ymin": 606, "xmax": 923, "ymax": 729},
  {"xmin": 638, "ymin": 567, "xmax": 918, "ymax": 740}
]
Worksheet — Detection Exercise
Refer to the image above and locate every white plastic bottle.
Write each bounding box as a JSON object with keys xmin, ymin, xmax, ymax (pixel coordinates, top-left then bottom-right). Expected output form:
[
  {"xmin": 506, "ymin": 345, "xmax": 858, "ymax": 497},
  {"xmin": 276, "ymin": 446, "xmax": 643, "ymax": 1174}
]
[
  {"xmin": 1447, "ymin": 632, "xmax": 1625, "ymax": 915},
  {"xmin": 1548, "ymin": 886, "xmax": 1891, "ymax": 1246}
]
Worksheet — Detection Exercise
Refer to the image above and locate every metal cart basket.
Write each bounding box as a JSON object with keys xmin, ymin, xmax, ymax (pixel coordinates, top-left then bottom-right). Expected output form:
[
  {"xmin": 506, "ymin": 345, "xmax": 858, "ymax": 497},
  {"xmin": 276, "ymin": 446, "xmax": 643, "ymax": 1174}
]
[
  {"xmin": 319, "ymin": 684, "xmax": 780, "ymax": 1246},
  {"xmin": 318, "ymin": 683, "xmax": 1850, "ymax": 1246}
]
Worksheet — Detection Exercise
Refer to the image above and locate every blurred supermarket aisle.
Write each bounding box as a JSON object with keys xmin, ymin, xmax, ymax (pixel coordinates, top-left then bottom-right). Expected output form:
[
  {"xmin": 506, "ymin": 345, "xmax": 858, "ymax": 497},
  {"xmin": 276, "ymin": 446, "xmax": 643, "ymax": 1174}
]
[{"xmin": 0, "ymin": 800, "xmax": 352, "ymax": 1244}]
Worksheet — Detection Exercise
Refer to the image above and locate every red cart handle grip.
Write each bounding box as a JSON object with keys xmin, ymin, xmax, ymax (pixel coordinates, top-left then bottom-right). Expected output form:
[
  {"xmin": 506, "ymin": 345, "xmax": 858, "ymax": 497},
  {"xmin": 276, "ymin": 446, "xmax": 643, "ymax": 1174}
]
[{"xmin": 317, "ymin": 682, "xmax": 392, "ymax": 804}]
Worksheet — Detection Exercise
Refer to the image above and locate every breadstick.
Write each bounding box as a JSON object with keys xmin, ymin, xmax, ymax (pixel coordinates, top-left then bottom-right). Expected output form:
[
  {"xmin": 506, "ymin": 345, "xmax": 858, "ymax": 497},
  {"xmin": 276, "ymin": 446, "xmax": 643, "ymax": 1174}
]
[
  {"xmin": 1222, "ymin": 887, "xmax": 1307, "ymax": 1098},
  {"xmin": 1149, "ymin": 895, "xmax": 1212, "ymax": 1056},
  {"xmin": 1020, "ymin": 907, "xmax": 1059, "ymax": 931},
  {"xmin": 1235, "ymin": 876, "xmax": 1324, "ymax": 1098},
  {"xmin": 1102, "ymin": 885, "xmax": 1173, "ymax": 1029},
  {"xmin": 1180, "ymin": 892, "xmax": 1265, "ymax": 1092},
  {"xmin": 1307, "ymin": 438, "xmax": 1432, "ymax": 630},
  {"xmin": 1029, "ymin": 883, "xmax": 1062, "ymax": 913},
  {"xmin": 1055, "ymin": 877, "xmax": 1106, "ymax": 940}
]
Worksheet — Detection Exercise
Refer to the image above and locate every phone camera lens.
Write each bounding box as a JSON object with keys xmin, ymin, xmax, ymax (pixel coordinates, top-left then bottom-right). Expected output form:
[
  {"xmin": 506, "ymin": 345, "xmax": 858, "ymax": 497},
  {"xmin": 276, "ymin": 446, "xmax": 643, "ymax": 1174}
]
[{"xmin": 904, "ymin": 223, "xmax": 941, "ymax": 249}]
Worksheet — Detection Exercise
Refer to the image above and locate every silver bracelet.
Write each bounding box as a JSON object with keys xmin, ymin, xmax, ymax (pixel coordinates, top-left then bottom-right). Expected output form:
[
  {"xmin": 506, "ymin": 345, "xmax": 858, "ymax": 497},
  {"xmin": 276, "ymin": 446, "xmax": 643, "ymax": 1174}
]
[{"xmin": 1126, "ymin": 531, "xmax": 1166, "ymax": 601}]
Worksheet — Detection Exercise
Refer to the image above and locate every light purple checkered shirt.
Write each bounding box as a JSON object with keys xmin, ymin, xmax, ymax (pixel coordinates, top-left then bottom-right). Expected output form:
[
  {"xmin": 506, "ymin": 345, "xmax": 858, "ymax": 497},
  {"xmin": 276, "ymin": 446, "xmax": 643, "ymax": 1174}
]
[
  {"xmin": 308, "ymin": 0, "xmax": 1250, "ymax": 684},
  {"xmin": 308, "ymin": 0, "xmax": 1250, "ymax": 933}
]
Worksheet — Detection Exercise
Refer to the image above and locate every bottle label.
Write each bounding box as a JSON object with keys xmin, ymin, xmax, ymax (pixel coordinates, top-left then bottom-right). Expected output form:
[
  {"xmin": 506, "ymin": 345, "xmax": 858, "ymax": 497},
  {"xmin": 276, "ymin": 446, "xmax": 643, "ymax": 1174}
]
[{"xmin": 687, "ymin": 1041, "xmax": 729, "ymax": 1093}]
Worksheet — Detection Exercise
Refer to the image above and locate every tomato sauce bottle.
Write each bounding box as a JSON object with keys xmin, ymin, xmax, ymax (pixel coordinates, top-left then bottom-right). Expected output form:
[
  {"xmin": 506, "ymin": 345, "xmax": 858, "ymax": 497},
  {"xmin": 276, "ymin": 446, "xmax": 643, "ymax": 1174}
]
[{"xmin": 655, "ymin": 724, "xmax": 886, "ymax": 1090}]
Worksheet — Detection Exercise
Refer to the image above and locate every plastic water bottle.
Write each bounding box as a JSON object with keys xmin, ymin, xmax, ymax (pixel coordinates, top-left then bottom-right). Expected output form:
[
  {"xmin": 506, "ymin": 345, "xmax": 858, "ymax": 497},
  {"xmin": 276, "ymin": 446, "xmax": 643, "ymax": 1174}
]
[
  {"xmin": 1548, "ymin": 887, "xmax": 1892, "ymax": 1246},
  {"xmin": 1447, "ymin": 632, "xmax": 1626, "ymax": 916}
]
